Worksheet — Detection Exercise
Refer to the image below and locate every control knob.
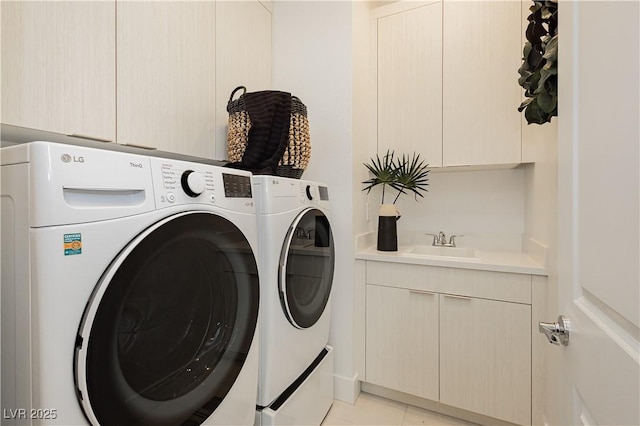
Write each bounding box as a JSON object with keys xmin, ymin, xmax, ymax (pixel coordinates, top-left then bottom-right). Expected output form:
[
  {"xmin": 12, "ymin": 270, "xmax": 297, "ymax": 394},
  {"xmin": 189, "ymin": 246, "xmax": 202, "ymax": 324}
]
[
  {"xmin": 181, "ymin": 170, "xmax": 206, "ymax": 197},
  {"xmin": 305, "ymin": 185, "xmax": 313, "ymax": 201}
]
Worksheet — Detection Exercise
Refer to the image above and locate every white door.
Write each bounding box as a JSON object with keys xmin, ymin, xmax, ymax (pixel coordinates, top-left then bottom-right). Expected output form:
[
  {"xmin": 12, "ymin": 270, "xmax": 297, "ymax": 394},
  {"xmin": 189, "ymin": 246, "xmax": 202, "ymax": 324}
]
[{"xmin": 551, "ymin": 1, "xmax": 640, "ymax": 425}]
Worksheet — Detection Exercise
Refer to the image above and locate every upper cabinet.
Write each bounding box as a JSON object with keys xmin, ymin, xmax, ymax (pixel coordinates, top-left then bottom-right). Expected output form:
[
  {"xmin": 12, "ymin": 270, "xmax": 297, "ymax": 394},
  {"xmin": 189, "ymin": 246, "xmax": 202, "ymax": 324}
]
[
  {"xmin": 372, "ymin": 0, "xmax": 523, "ymax": 168},
  {"xmin": 1, "ymin": 1, "xmax": 272, "ymax": 159},
  {"xmin": 215, "ymin": 1, "xmax": 272, "ymax": 161},
  {"xmin": 1, "ymin": 1, "xmax": 116, "ymax": 142},
  {"xmin": 377, "ymin": 2, "xmax": 443, "ymax": 167},
  {"xmin": 442, "ymin": 0, "xmax": 522, "ymax": 166},
  {"xmin": 117, "ymin": 2, "xmax": 216, "ymax": 157}
]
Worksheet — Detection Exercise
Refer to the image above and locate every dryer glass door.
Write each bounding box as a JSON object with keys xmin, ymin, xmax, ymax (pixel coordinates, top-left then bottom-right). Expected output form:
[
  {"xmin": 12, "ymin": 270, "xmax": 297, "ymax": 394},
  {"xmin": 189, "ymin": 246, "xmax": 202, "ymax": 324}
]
[
  {"xmin": 75, "ymin": 212, "xmax": 259, "ymax": 426},
  {"xmin": 279, "ymin": 208, "xmax": 334, "ymax": 329}
]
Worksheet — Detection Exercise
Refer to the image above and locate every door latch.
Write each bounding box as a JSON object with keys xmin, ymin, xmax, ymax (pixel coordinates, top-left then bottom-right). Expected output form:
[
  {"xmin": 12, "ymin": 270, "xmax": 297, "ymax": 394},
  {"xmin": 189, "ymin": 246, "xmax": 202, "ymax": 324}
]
[{"xmin": 538, "ymin": 315, "xmax": 570, "ymax": 346}]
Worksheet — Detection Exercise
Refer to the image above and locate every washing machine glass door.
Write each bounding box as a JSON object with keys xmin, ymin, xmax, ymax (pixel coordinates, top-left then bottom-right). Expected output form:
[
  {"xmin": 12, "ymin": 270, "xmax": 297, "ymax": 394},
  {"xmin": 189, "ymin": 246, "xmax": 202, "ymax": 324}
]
[
  {"xmin": 279, "ymin": 208, "xmax": 334, "ymax": 329},
  {"xmin": 75, "ymin": 212, "xmax": 259, "ymax": 426}
]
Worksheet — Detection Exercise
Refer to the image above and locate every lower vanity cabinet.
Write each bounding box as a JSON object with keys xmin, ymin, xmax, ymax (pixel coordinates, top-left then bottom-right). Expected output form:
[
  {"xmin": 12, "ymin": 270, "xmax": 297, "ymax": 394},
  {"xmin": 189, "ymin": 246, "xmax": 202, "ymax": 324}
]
[
  {"xmin": 439, "ymin": 294, "xmax": 531, "ymax": 425},
  {"xmin": 364, "ymin": 261, "xmax": 534, "ymax": 425},
  {"xmin": 366, "ymin": 284, "xmax": 439, "ymax": 401}
]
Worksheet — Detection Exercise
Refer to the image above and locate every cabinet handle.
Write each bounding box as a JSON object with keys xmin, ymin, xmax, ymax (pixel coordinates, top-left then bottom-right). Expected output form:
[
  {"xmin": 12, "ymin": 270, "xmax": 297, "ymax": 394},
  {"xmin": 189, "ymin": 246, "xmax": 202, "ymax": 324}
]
[
  {"xmin": 443, "ymin": 294, "xmax": 472, "ymax": 301},
  {"xmin": 121, "ymin": 143, "xmax": 157, "ymax": 150},
  {"xmin": 409, "ymin": 289, "xmax": 436, "ymax": 296},
  {"xmin": 68, "ymin": 133, "xmax": 112, "ymax": 143}
]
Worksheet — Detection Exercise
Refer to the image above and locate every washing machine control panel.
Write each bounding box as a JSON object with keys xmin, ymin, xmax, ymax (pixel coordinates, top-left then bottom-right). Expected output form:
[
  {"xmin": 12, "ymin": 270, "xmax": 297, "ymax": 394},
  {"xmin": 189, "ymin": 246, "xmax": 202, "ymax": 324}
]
[
  {"xmin": 222, "ymin": 173, "xmax": 253, "ymax": 198},
  {"xmin": 149, "ymin": 158, "xmax": 254, "ymax": 212}
]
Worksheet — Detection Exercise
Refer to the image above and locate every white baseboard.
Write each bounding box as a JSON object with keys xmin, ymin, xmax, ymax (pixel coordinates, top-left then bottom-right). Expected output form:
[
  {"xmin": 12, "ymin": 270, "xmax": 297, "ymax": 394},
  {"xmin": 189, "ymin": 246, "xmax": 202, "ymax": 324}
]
[{"xmin": 333, "ymin": 373, "xmax": 360, "ymax": 404}]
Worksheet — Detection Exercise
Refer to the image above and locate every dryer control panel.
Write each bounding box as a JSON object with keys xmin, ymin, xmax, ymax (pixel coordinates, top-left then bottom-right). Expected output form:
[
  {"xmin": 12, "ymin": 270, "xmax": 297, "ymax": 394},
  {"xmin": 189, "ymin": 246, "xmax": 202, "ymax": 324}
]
[
  {"xmin": 251, "ymin": 175, "xmax": 330, "ymax": 215},
  {"xmin": 300, "ymin": 183, "xmax": 330, "ymax": 203},
  {"xmin": 298, "ymin": 181, "xmax": 330, "ymax": 211},
  {"xmin": 149, "ymin": 158, "xmax": 254, "ymax": 212}
]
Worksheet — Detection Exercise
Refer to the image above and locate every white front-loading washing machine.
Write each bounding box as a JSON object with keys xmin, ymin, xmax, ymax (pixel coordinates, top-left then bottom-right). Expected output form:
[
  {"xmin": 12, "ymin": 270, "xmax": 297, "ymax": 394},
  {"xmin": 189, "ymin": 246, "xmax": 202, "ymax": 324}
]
[
  {"xmin": 1, "ymin": 141, "xmax": 260, "ymax": 426},
  {"xmin": 252, "ymin": 176, "xmax": 334, "ymax": 426}
]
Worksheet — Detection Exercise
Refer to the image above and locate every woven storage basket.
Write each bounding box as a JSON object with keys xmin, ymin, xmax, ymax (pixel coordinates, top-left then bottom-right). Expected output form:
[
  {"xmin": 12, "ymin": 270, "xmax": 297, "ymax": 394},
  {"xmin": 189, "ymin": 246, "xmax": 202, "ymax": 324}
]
[{"xmin": 227, "ymin": 86, "xmax": 310, "ymax": 178}]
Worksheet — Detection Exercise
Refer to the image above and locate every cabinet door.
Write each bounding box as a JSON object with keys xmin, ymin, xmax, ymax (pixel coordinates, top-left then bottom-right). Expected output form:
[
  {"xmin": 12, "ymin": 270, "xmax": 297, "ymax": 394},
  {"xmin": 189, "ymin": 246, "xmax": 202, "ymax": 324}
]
[
  {"xmin": 117, "ymin": 2, "xmax": 216, "ymax": 158},
  {"xmin": 215, "ymin": 1, "xmax": 272, "ymax": 161},
  {"xmin": 366, "ymin": 284, "xmax": 439, "ymax": 400},
  {"xmin": 377, "ymin": 2, "xmax": 443, "ymax": 166},
  {"xmin": 1, "ymin": 1, "xmax": 116, "ymax": 141},
  {"xmin": 440, "ymin": 294, "xmax": 531, "ymax": 425},
  {"xmin": 442, "ymin": 1, "xmax": 522, "ymax": 166}
]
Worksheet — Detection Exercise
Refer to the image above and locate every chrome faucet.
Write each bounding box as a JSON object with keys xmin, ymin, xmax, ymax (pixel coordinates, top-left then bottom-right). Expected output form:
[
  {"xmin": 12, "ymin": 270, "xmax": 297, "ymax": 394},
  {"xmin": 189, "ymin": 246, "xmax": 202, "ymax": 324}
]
[
  {"xmin": 426, "ymin": 231, "xmax": 446, "ymax": 246},
  {"xmin": 426, "ymin": 231, "xmax": 464, "ymax": 247},
  {"xmin": 448, "ymin": 235, "xmax": 463, "ymax": 247}
]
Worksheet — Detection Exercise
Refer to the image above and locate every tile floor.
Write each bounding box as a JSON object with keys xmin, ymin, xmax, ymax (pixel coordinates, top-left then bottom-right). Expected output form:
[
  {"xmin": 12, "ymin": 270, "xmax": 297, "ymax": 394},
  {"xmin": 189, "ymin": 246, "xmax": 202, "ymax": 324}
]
[{"xmin": 321, "ymin": 393, "xmax": 478, "ymax": 426}]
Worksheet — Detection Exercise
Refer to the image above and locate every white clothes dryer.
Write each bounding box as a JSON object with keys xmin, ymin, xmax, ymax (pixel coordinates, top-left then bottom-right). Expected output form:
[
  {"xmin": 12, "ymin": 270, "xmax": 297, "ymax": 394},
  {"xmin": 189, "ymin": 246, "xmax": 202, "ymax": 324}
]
[
  {"xmin": 1, "ymin": 141, "xmax": 260, "ymax": 426},
  {"xmin": 252, "ymin": 176, "xmax": 334, "ymax": 426}
]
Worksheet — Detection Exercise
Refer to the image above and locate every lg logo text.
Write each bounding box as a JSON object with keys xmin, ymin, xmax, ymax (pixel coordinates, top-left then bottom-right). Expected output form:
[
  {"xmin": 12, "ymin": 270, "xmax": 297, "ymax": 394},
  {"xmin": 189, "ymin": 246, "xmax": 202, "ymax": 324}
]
[{"xmin": 61, "ymin": 154, "xmax": 84, "ymax": 163}]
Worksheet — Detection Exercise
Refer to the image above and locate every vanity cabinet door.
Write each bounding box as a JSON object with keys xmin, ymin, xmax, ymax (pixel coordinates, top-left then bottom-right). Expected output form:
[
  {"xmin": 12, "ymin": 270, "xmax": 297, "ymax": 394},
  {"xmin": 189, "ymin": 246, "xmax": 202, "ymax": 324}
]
[
  {"xmin": 439, "ymin": 294, "xmax": 531, "ymax": 425},
  {"xmin": 1, "ymin": 1, "xmax": 116, "ymax": 141},
  {"xmin": 366, "ymin": 284, "xmax": 439, "ymax": 401}
]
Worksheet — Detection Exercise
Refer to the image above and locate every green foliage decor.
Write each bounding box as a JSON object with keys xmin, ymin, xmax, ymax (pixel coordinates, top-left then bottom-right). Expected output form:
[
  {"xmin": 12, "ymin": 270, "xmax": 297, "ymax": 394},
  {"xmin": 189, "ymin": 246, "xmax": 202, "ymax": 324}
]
[
  {"xmin": 518, "ymin": 0, "xmax": 558, "ymax": 125},
  {"xmin": 362, "ymin": 150, "xmax": 430, "ymax": 204}
]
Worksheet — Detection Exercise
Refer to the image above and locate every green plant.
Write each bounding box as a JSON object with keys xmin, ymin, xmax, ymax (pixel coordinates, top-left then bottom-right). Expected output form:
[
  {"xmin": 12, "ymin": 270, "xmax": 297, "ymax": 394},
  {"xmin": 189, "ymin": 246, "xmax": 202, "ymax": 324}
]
[
  {"xmin": 362, "ymin": 150, "xmax": 430, "ymax": 204},
  {"xmin": 518, "ymin": 0, "xmax": 558, "ymax": 125}
]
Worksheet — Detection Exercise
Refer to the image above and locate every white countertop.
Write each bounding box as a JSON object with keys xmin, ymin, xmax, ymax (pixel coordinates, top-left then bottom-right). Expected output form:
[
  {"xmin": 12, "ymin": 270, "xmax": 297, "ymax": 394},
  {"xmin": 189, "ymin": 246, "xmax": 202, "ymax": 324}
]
[{"xmin": 356, "ymin": 245, "xmax": 547, "ymax": 276}]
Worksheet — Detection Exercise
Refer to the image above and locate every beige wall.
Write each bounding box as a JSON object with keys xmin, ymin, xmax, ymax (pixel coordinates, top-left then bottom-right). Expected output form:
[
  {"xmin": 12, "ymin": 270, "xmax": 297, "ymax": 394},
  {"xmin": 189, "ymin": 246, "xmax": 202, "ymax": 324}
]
[
  {"xmin": 365, "ymin": 168, "xmax": 527, "ymax": 247},
  {"xmin": 352, "ymin": 0, "xmax": 375, "ymax": 238},
  {"xmin": 523, "ymin": 121, "xmax": 558, "ymax": 251},
  {"xmin": 273, "ymin": 0, "xmax": 359, "ymax": 403}
]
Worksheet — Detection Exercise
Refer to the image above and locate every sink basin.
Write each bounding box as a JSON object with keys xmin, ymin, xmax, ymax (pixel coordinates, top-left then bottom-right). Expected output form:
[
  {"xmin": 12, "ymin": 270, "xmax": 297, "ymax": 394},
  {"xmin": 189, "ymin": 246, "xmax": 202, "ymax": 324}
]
[{"xmin": 405, "ymin": 245, "xmax": 479, "ymax": 261}]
